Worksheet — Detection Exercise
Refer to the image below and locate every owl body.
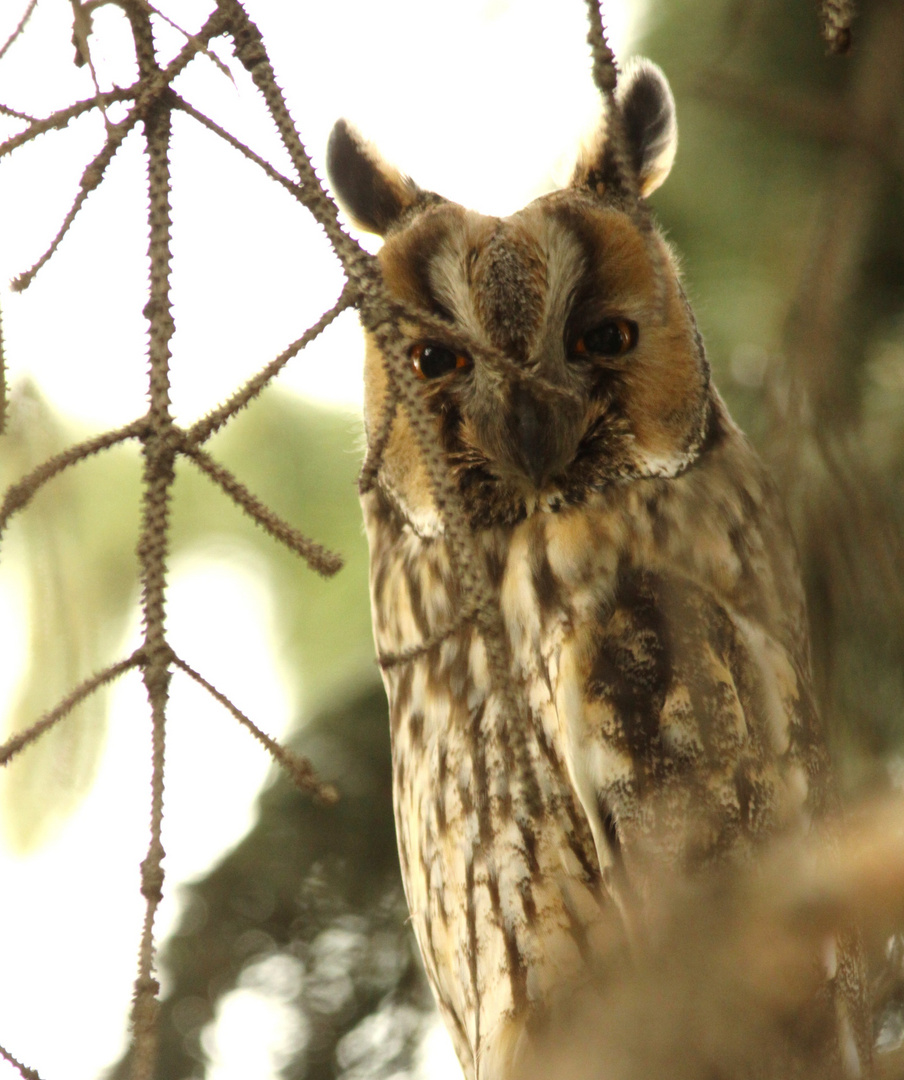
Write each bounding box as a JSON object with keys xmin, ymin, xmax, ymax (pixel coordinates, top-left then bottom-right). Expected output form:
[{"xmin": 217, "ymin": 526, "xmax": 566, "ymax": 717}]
[
  {"xmin": 363, "ymin": 404, "xmax": 822, "ymax": 1077},
  {"xmin": 328, "ymin": 59, "xmax": 868, "ymax": 1080}
]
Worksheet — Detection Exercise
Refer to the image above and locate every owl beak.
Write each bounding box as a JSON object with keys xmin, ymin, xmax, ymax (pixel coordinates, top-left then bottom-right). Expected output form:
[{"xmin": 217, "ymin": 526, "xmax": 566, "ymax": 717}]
[{"xmin": 509, "ymin": 385, "xmax": 559, "ymax": 488}]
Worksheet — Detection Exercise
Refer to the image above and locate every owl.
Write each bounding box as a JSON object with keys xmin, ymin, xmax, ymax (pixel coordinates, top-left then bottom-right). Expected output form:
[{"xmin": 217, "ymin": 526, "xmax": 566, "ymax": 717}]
[{"xmin": 327, "ymin": 59, "xmax": 871, "ymax": 1080}]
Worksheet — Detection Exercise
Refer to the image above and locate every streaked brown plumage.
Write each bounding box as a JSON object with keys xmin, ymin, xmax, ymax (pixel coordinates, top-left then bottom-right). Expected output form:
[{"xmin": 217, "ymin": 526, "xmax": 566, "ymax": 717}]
[{"xmin": 327, "ymin": 58, "xmax": 871, "ymax": 1080}]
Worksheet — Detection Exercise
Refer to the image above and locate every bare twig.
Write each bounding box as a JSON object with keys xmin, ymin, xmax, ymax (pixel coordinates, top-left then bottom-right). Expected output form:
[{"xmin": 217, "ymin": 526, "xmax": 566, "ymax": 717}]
[
  {"xmin": 220, "ymin": 0, "xmax": 367, "ymax": 279},
  {"xmin": 363, "ymin": 307, "xmax": 541, "ymax": 813},
  {"xmin": 0, "ymin": 653, "xmax": 141, "ymax": 768},
  {"xmin": 126, "ymin": 5, "xmax": 176, "ymax": 1075},
  {"xmin": 172, "ymin": 655, "xmax": 338, "ymax": 802},
  {"xmin": 184, "ymin": 443, "xmax": 344, "ymax": 576},
  {"xmin": 0, "ymin": 1041, "xmax": 43, "ymax": 1080},
  {"xmin": 186, "ymin": 284, "xmax": 355, "ymax": 445},
  {"xmin": 0, "ymin": 102, "xmax": 39, "ymax": 122},
  {"xmin": 357, "ymin": 384, "xmax": 397, "ymax": 495},
  {"xmin": 11, "ymin": 121, "xmax": 129, "ymax": 291},
  {"xmin": 582, "ymin": 0, "xmax": 668, "ymax": 317},
  {"xmin": 11, "ymin": 7, "xmax": 228, "ymax": 291},
  {"xmin": 0, "ymin": 418, "xmax": 146, "ymax": 541},
  {"xmin": 0, "ymin": 0, "xmax": 38, "ymax": 63},
  {"xmin": 0, "ymin": 88, "xmax": 134, "ymax": 158},
  {"xmin": 583, "ymin": 0, "xmax": 619, "ymax": 96},
  {"xmin": 171, "ymin": 93, "xmax": 302, "ymax": 199},
  {"xmin": 377, "ymin": 604, "xmax": 479, "ymax": 670},
  {"xmin": 136, "ymin": 0, "xmax": 234, "ymax": 82},
  {"xmin": 69, "ymin": 0, "xmax": 114, "ymax": 135}
]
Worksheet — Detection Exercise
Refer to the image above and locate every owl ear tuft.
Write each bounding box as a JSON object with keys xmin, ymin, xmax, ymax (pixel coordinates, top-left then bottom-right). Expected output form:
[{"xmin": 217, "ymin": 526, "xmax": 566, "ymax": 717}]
[
  {"xmin": 617, "ymin": 59, "xmax": 677, "ymax": 197},
  {"xmin": 572, "ymin": 58, "xmax": 677, "ymax": 199},
  {"xmin": 326, "ymin": 119, "xmax": 421, "ymax": 236}
]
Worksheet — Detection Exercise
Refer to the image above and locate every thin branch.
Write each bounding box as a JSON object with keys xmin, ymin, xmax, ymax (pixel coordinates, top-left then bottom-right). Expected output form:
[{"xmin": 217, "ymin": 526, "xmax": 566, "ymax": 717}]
[
  {"xmin": 362, "ymin": 306, "xmax": 541, "ymax": 813},
  {"xmin": 185, "ymin": 443, "xmax": 344, "ymax": 576},
  {"xmin": 0, "ymin": 102, "xmax": 38, "ymax": 123},
  {"xmin": 172, "ymin": 93, "xmax": 301, "ymax": 199},
  {"xmin": 0, "ymin": 0, "xmax": 38, "ymax": 63},
  {"xmin": 219, "ymin": 0, "xmax": 368, "ymax": 279},
  {"xmin": 377, "ymin": 605, "xmax": 478, "ymax": 670},
  {"xmin": 11, "ymin": 7, "xmax": 228, "ymax": 291},
  {"xmin": 11, "ymin": 119, "xmax": 128, "ymax": 292},
  {"xmin": 70, "ymin": 0, "xmax": 115, "ymax": 136},
  {"xmin": 0, "ymin": 653, "xmax": 141, "ymax": 768},
  {"xmin": 0, "ymin": 418, "xmax": 146, "ymax": 542},
  {"xmin": 358, "ymin": 384, "xmax": 397, "ymax": 495},
  {"xmin": 172, "ymin": 655, "xmax": 338, "ymax": 803},
  {"xmin": 583, "ymin": 0, "xmax": 619, "ymax": 96},
  {"xmin": 0, "ymin": 88, "xmax": 134, "ymax": 158},
  {"xmin": 126, "ymin": 6, "xmax": 179, "ymax": 1076},
  {"xmin": 186, "ymin": 283, "xmax": 355, "ymax": 445},
  {"xmin": 582, "ymin": 0, "xmax": 668, "ymax": 319},
  {"xmin": 0, "ymin": 1041, "xmax": 43, "ymax": 1080},
  {"xmin": 136, "ymin": 0, "xmax": 234, "ymax": 83}
]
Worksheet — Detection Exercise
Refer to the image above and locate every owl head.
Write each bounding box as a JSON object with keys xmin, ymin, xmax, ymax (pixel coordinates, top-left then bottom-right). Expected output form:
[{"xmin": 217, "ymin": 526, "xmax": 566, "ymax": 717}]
[{"xmin": 327, "ymin": 60, "xmax": 712, "ymax": 531}]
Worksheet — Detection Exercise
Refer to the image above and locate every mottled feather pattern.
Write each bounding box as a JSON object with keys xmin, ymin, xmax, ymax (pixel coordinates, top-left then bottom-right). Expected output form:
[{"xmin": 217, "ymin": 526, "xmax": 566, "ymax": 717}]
[
  {"xmin": 327, "ymin": 57, "xmax": 870, "ymax": 1080},
  {"xmin": 363, "ymin": 412, "xmax": 832, "ymax": 1076}
]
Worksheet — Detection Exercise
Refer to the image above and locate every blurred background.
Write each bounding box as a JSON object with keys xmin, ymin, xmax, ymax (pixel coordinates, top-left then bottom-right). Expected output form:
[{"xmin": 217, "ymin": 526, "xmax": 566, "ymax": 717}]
[{"xmin": 1, "ymin": 0, "xmax": 903, "ymax": 1078}]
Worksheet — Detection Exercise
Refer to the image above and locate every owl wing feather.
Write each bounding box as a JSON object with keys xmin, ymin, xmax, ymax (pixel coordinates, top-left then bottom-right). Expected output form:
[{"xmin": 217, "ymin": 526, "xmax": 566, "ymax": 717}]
[{"xmin": 558, "ymin": 565, "xmax": 826, "ymax": 889}]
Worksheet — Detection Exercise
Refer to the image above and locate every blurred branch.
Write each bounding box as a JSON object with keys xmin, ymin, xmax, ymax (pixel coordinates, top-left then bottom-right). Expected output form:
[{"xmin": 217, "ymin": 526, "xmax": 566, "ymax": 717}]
[
  {"xmin": 819, "ymin": 0, "xmax": 857, "ymax": 55},
  {"xmin": 377, "ymin": 602, "xmax": 479, "ymax": 671},
  {"xmin": 696, "ymin": 72, "xmax": 848, "ymax": 146},
  {"xmin": 0, "ymin": 0, "xmax": 37, "ymax": 63},
  {"xmin": 358, "ymin": 385, "xmax": 397, "ymax": 494},
  {"xmin": 780, "ymin": 0, "xmax": 904, "ymax": 426},
  {"xmin": 520, "ymin": 796, "xmax": 904, "ymax": 1080}
]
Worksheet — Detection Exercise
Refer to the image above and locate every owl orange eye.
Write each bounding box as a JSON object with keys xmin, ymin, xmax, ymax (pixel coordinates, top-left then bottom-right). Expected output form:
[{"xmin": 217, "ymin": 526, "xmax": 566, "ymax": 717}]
[
  {"xmin": 410, "ymin": 343, "xmax": 470, "ymax": 379},
  {"xmin": 572, "ymin": 318, "xmax": 638, "ymax": 359}
]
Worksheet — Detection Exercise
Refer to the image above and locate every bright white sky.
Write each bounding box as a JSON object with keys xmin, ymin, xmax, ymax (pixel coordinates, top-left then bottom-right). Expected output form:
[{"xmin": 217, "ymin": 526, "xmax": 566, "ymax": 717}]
[{"xmin": 0, "ymin": 3, "xmax": 641, "ymax": 1078}]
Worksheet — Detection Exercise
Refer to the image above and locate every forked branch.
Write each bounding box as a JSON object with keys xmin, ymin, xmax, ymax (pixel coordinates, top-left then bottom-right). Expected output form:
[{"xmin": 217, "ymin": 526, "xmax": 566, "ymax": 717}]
[{"xmin": 11, "ymin": 6, "xmax": 229, "ymax": 292}]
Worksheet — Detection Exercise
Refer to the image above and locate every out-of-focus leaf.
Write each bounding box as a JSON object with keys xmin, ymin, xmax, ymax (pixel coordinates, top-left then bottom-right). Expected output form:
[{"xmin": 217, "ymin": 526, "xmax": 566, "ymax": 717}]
[{"xmin": 0, "ymin": 382, "xmax": 139, "ymax": 850}]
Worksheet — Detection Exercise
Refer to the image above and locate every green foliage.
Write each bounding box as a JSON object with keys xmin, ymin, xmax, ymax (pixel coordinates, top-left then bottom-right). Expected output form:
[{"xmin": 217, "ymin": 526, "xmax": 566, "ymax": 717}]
[
  {"xmin": 1, "ymin": 385, "xmax": 374, "ymax": 849},
  {"xmin": 1, "ymin": 384, "xmax": 138, "ymax": 849},
  {"xmin": 173, "ymin": 392, "xmax": 373, "ymax": 716}
]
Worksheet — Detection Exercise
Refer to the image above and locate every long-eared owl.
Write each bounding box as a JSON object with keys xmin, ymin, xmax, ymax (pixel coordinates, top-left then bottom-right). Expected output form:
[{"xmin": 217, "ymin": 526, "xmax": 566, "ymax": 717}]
[{"xmin": 327, "ymin": 58, "xmax": 870, "ymax": 1080}]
